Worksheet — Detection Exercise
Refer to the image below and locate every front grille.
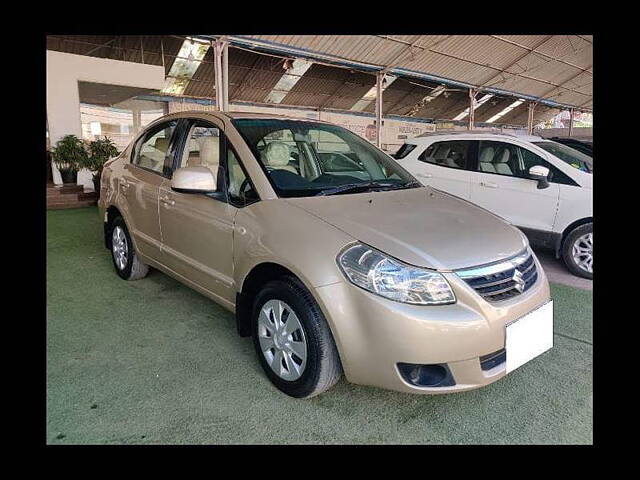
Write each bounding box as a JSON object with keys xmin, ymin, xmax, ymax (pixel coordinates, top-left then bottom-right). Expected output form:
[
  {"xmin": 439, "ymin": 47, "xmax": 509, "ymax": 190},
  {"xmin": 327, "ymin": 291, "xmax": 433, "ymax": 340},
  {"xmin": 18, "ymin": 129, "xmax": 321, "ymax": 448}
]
[{"xmin": 456, "ymin": 250, "xmax": 538, "ymax": 302}]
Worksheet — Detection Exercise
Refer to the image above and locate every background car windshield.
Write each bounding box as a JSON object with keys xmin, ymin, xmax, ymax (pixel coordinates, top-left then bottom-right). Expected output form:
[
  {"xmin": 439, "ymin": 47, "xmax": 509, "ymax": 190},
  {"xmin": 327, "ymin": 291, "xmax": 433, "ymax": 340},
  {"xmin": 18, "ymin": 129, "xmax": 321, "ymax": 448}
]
[
  {"xmin": 232, "ymin": 119, "xmax": 418, "ymax": 197},
  {"xmin": 532, "ymin": 141, "xmax": 593, "ymax": 173}
]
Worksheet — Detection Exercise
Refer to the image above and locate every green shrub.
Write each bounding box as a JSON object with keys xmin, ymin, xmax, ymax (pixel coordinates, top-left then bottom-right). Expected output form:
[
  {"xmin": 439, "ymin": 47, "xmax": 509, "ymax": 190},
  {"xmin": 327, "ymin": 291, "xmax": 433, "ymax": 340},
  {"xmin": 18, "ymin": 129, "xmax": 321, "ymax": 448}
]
[
  {"xmin": 85, "ymin": 137, "xmax": 120, "ymax": 177},
  {"xmin": 84, "ymin": 137, "xmax": 120, "ymax": 190},
  {"xmin": 51, "ymin": 135, "xmax": 88, "ymax": 173}
]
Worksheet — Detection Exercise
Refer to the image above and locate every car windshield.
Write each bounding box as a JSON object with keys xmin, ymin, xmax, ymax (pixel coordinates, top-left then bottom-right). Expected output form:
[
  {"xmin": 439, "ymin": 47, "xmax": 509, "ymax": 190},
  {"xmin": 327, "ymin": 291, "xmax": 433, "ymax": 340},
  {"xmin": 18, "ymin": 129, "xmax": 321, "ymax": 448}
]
[
  {"xmin": 232, "ymin": 118, "xmax": 420, "ymax": 198},
  {"xmin": 532, "ymin": 141, "xmax": 593, "ymax": 173}
]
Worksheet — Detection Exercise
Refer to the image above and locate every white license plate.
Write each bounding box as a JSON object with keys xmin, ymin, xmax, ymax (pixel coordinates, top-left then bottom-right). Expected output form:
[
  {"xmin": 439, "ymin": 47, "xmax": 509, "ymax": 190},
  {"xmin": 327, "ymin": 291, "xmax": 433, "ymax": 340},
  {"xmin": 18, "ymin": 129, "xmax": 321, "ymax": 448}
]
[{"xmin": 506, "ymin": 300, "xmax": 553, "ymax": 373}]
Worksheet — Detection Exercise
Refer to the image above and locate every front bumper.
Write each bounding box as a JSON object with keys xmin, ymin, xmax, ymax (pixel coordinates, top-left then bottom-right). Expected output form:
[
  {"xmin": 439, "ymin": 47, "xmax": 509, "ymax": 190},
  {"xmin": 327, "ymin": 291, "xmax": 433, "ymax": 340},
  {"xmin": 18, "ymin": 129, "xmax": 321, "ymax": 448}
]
[{"xmin": 313, "ymin": 255, "xmax": 551, "ymax": 394}]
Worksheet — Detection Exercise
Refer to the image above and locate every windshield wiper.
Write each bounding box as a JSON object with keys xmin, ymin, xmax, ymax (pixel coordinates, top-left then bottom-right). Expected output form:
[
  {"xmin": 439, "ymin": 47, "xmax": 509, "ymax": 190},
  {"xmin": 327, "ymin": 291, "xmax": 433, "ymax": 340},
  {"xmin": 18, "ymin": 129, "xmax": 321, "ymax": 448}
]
[
  {"xmin": 315, "ymin": 182, "xmax": 392, "ymax": 196},
  {"xmin": 315, "ymin": 181, "xmax": 420, "ymax": 196},
  {"xmin": 396, "ymin": 180, "xmax": 422, "ymax": 189}
]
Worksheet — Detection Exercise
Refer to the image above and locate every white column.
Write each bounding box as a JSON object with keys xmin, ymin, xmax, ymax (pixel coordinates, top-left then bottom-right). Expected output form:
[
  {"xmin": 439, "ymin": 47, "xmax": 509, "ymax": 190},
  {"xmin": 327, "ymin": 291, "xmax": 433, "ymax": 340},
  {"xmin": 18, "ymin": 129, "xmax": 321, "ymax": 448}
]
[
  {"xmin": 222, "ymin": 41, "xmax": 229, "ymax": 112},
  {"xmin": 213, "ymin": 40, "xmax": 229, "ymax": 112},
  {"xmin": 132, "ymin": 107, "xmax": 142, "ymax": 135},
  {"xmin": 568, "ymin": 108, "xmax": 575, "ymax": 137},
  {"xmin": 527, "ymin": 102, "xmax": 536, "ymax": 135},
  {"xmin": 468, "ymin": 88, "xmax": 477, "ymax": 130},
  {"xmin": 46, "ymin": 51, "xmax": 164, "ymax": 187},
  {"xmin": 375, "ymin": 72, "xmax": 383, "ymax": 148}
]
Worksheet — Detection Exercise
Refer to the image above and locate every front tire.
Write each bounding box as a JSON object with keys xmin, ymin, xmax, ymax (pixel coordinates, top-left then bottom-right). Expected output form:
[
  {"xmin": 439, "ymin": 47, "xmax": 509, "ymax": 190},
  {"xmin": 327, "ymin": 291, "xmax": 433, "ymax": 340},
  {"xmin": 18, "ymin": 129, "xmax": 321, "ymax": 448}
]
[
  {"xmin": 109, "ymin": 216, "xmax": 150, "ymax": 281},
  {"xmin": 562, "ymin": 223, "xmax": 593, "ymax": 279},
  {"xmin": 251, "ymin": 277, "xmax": 342, "ymax": 398}
]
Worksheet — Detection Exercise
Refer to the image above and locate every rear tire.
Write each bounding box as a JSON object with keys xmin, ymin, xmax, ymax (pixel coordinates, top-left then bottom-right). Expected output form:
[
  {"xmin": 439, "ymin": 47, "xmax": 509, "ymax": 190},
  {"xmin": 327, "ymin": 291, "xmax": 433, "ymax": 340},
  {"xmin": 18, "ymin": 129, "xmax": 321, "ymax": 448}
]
[
  {"xmin": 251, "ymin": 276, "xmax": 342, "ymax": 398},
  {"xmin": 562, "ymin": 223, "xmax": 593, "ymax": 279},
  {"xmin": 109, "ymin": 216, "xmax": 149, "ymax": 281}
]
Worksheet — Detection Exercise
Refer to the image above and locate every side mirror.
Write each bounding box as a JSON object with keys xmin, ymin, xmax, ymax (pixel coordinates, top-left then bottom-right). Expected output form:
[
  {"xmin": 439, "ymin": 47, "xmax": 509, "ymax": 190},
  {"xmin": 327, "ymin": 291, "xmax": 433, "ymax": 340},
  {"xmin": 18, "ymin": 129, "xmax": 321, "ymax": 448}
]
[
  {"xmin": 171, "ymin": 166, "xmax": 217, "ymax": 194},
  {"xmin": 528, "ymin": 165, "xmax": 550, "ymax": 190}
]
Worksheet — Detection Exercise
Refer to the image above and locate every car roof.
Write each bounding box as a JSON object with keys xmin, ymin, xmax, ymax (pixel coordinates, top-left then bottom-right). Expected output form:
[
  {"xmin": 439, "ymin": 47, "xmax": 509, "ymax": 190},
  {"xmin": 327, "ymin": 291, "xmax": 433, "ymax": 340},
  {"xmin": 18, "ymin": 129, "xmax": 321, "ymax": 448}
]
[
  {"xmin": 222, "ymin": 111, "xmax": 332, "ymax": 123},
  {"xmin": 159, "ymin": 110, "xmax": 334, "ymax": 124},
  {"xmin": 407, "ymin": 130, "xmax": 545, "ymax": 144},
  {"xmin": 549, "ymin": 136, "xmax": 593, "ymax": 146}
]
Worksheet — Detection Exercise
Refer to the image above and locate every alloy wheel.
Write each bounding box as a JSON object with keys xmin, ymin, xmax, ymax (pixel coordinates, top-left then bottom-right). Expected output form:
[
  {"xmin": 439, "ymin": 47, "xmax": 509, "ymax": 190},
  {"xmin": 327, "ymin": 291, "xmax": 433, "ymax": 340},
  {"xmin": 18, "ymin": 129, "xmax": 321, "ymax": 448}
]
[
  {"xmin": 112, "ymin": 226, "xmax": 128, "ymax": 271},
  {"xmin": 572, "ymin": 232, "xmax": 592, "ymax": 274},
  {"xmin": 257, "ymin": 299, "xmax": 307, "ymax": 381}
]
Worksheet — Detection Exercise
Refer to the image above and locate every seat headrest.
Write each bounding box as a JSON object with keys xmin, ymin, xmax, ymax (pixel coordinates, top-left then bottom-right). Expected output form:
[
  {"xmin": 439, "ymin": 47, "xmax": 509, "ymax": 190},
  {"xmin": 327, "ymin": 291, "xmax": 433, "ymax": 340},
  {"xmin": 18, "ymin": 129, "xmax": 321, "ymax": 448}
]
[
  {"xmin": 154, "ymin": 137, "xmax": 169, "ymax": 151},
  {"xmin": 434, "ymin": 147, "xmax": 450, "ymax": 160},
  {"xmin": 448, "ymin": 151, "xmax": 464, "ymax": 168},
  {"xmin": 494, "ymin": 149, "xmax": 510, "ymax": 164},
  {"xmin": 262, "ymin": 142, "xmax": 291, "ymax": 167},
  {"xmin": 479, "ymin": 147, "xmax": 494, "ymax": 164},
  {"xmin": 186, "ymin": 151, "xmax": 201, "ymax": 168},
  {"xmin": 199, "ymin": 136, "xmax": 219, "ymax": 168}
]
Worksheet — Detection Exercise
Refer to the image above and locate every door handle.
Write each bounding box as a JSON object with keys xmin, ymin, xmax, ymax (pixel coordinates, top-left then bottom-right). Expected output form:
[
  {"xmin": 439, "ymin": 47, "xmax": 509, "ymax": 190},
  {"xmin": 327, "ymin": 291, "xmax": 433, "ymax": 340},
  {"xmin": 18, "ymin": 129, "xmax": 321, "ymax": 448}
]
[
  {"xmin": 416, "ymin": 173, "xmax": 433, "ymax": 178},
  {"xmin": 480, "ymin": 181, "xmax": 498, "ymax": 189},
  {"xmin": 160, "ymin": 196, "xmax": 175, "ymax": 207}
]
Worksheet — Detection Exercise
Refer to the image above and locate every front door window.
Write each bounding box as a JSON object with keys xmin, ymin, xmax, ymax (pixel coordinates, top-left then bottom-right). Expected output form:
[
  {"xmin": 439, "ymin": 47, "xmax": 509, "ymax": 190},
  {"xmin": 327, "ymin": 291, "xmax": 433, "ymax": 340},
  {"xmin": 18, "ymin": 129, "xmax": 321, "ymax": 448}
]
[{"xmin": 470, "ymin": 141, "xmax": 560, "ymax": 231}]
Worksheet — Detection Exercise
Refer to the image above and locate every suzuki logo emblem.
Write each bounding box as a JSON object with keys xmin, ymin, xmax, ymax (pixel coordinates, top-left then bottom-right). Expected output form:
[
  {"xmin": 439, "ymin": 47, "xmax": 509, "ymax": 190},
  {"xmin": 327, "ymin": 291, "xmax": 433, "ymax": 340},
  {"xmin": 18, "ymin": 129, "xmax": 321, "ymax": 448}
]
[{"xmin": 512, "ymin": 269, "xmax": 525, "ymax": 293}]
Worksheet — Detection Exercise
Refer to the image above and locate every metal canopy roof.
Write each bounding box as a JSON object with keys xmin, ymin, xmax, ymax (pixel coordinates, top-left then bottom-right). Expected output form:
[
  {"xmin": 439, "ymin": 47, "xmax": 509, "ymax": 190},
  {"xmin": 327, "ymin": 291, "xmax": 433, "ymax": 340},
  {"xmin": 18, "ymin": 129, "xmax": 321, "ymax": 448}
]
[
  {"xmin": 46, "ymin": 35, "xmax": 592, "ymax": 127},
  {"xmin": 203, "ymin": 35, "xmax": 592, "ymax": 111}
]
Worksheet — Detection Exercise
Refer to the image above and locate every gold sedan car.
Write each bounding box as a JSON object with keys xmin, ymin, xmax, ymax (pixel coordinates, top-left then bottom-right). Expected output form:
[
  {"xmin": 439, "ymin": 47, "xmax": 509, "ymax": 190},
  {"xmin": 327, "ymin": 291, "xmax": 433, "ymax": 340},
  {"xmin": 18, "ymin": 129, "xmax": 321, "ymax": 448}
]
[{"xmin": 99, "ymin": 112, "xmax": 553, "ymax": 398}]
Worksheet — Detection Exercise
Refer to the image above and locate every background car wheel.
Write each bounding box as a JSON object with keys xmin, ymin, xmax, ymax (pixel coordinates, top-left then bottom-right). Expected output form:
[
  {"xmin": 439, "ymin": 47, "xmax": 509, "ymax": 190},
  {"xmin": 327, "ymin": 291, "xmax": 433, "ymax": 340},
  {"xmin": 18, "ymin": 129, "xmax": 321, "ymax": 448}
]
[
  {"xmin": 562, "ymin": 223, "xmax": 592, "ymax": 279},
  {"xmin": 251, "ymin": 276, "xmax": 342, "ymax": 398},
  {"xmin": 109, "ymin": 216, "xmax": 149, "ymax": 281}
]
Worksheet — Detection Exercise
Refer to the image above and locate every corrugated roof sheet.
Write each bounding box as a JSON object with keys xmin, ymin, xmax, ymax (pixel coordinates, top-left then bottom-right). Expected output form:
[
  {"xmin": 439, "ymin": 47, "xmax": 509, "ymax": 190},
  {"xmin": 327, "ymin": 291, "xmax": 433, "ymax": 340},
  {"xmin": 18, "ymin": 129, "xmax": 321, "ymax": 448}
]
[
  {"xmin": 47, "ymin": 35, "xmax": 592, "ymax": 128},
  {"xmin": 224, "ymin": 35, "xmax": 592, "ymax": 110},
  {"xmin": 277, "ymin": 63, "xmax": 374, "ymax": 109},
  {"xmin": 46, "ymin": 35, "xmax": 184, "ymax": 75},
  {"xmin": 498, "ymin": 103, "xmax": 560, "ymax": 126}
]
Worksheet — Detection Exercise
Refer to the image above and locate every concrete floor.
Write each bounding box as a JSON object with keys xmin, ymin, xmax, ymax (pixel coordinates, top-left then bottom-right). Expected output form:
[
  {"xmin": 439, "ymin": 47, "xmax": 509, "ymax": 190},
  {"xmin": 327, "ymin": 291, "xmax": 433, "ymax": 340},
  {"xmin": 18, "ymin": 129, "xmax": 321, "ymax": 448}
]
[
  {"xmin": 533, "ymin": 247, "xmax": 592, "ymax": 291},
  {"xmin": 47, "ymin": 208, "xmax": 592, "ymax": 444}
]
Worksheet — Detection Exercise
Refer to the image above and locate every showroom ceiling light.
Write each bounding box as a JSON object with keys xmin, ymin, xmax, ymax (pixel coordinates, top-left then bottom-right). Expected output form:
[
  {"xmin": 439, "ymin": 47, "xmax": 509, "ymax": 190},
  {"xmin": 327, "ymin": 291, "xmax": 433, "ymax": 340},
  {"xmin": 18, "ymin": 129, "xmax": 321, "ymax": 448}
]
[
  {"xmin": 265, "ymin": 58, "xmax": 313, "ymax": 104},
  {"xmin": 486, "ymin": 99, "xmax": 525, "ymax": 123},
  {"xmin": 161, "ymin": 37, "xmax": 210, "ymax": 96},
  {"xmin": 350, "ymin": 74, "xmax": 397, "ymax": 112},
  {"xmin": 452, "ymin": 94, "xmax": 493, "ymax": 121}
]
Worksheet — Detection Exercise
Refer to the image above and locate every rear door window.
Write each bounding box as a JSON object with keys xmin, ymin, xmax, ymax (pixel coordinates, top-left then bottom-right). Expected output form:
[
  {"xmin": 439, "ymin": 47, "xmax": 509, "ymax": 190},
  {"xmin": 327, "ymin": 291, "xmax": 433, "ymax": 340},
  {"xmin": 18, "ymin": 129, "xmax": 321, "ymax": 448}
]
[
  {"xmin": 132, "ymin": 120, "xmax": 179, "ymax": 175},
  {"xmin": 418, "ymin": 140, "xmax": 472, "ymax": 170}
]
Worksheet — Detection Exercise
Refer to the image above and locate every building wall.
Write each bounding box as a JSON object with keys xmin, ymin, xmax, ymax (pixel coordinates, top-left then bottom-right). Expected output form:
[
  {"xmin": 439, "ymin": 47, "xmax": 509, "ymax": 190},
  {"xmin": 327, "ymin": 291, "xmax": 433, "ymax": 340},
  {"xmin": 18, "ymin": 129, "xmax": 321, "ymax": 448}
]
[{"xmin": 46, "ymin": 51, "xmax": 165, "ymax": 188}]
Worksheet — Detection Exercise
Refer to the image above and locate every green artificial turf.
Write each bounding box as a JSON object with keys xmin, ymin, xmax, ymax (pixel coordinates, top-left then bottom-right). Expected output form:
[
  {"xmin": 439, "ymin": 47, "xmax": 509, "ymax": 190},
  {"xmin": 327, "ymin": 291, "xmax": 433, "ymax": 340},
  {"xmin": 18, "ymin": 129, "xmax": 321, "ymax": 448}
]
[{"xmin": 46, "ymin": 207, "xmax": 593, "ymax": 444}]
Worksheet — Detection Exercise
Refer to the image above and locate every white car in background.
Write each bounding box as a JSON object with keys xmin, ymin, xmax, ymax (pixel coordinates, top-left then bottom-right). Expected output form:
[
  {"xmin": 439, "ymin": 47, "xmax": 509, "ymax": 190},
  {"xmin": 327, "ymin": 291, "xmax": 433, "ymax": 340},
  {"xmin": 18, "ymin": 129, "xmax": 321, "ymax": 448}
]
[{"xmin": 394, "ymin": 132, "xmax": 593, "ymax": 279}]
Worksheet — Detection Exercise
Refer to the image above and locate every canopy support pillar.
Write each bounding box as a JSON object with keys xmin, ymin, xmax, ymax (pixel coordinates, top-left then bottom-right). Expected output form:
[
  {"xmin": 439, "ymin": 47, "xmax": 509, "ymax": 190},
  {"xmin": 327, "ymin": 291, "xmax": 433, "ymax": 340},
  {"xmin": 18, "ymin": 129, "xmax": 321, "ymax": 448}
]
[{"xmin": 375, "ymin": 71, "xmax": 383, "ymax": 148}]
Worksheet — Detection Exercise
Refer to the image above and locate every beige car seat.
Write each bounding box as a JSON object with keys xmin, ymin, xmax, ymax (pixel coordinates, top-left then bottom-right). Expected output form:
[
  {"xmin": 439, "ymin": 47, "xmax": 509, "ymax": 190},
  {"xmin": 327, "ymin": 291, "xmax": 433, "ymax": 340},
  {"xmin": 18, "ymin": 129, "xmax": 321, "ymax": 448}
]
[
  {"xmin": 185, "ymin": 138, "xmax": 201, "ymax": 167},
  {"xmin": 433, "ymin": 146, "xmax": 451, "ymax": 166},
  {"xmin": 154, "ymin": 137, "xmax": 169, "ymax": 152},
  {"xmin": 194, "ymin": 136, "xmax": 220, "ymax": 176},
  {"xmin": 228, "ymin": 151, "xmax": 247, "ymax": 196},
  {"xmin": 479, "ymin": 146, "xmax": 496, "ymax": 173},
  {"xmin": 186, "ymin": 151, "xmax": 200, "ymax": 167},
  {"xmin": 493, "ymin": 149, "xmax": 513, "ymax": 175},
  {"xmin": 138, "ymin": 136, "xmax": 169, "ymax": 170},
  {"xmin": 444, "ymin": 151, "xmax": 464, "ymax": 168},
  {"xmin": 261, "ymin": 142, "xmax": 297, "ymax": 174}
]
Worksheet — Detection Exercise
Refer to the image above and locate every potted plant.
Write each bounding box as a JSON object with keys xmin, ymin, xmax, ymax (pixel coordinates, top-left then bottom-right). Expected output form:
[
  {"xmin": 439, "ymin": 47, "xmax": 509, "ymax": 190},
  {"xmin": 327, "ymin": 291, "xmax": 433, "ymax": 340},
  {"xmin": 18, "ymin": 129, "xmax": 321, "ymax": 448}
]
[
  {"xmin": 51, "ymin": 135, "xmax": 87, "ymax": 184},
  {"xmin": 85, "ymin": 137, "xmax": 120, "ymax": 193}
]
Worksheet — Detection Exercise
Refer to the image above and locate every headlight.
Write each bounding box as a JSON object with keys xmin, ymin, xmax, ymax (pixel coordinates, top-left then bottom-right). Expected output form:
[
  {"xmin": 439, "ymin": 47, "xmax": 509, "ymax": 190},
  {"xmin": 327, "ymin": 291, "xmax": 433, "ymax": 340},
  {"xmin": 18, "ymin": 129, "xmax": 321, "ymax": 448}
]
[{"xmin": 337, "ymin": 243, "xmax": 455, "ymax": 305}]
